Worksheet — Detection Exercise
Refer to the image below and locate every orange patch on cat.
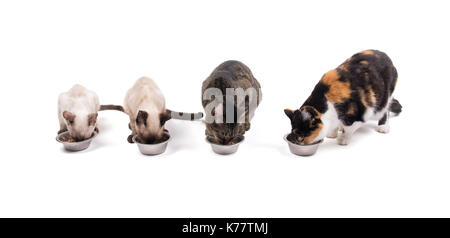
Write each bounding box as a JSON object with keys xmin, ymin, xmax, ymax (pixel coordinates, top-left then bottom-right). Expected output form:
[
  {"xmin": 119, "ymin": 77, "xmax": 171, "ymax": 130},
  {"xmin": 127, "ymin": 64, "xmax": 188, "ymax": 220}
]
[
  {"xmin": 360, "ymin": 50, "xmax": 374, "ymax": 55},
  {"xmin": 304, "ymin": 123, "xmax": 323, "ymax": 144},
  {"xmin": 359, "ymin": 89, "xmax": 369, "ymax": 107},
  {"xmin": 338, "ymin": 64, "xmax": 348, "ymax": 71},
  {"xmin": 360, "ymin": 60, "xmax": 369, "ymax": 65},
  {"xmin": 347, "ymin": 103, "xmax": 357, "ymax": 114},
  {"xmin": 367, "ymin": 86, "xmax": 376, "ymax": 105},
  {"xmin": 321, "ymin": 69, "xmax": 351, "ymax": 103},
  {"xmin": 359, "ymin": 86, "xmax": 376, "ymax": 107}
]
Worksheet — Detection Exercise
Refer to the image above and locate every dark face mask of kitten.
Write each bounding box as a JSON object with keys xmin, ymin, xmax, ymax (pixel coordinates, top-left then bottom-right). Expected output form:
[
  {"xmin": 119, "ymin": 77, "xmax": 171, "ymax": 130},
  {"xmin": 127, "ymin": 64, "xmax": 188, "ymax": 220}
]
[{"xmin": 284, "ymin": 107, "xmax": 323, "ymax": 144}]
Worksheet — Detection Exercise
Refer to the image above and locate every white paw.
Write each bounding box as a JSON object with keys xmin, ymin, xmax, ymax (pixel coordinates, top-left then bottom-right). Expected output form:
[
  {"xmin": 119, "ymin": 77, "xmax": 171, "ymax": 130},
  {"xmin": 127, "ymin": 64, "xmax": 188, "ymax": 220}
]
[
  {"xmin": 376, "ymin": 125, "xmax": 390, "ymax": 134},
  {"xmin": 326, "ymin": 131, "xmax": 338, "ymax": 139},
  {"xmin": 337, "ymin": 135, "xmax": 349, "ymax": 145}
]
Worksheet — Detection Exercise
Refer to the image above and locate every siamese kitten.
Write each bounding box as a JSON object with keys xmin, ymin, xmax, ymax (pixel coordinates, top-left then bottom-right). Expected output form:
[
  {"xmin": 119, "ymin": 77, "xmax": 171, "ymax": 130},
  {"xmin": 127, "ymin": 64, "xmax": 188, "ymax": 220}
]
[
  {"xmin": 202, "ymin": 60, "xmax": 262, "ymax": 144},
  {"xmin": 58, "ymin": 84, "xmax": 100, "ymax": 141},
  {"xmin": 284, "ymin": 50, "xmax": 402, "ymax": 145},
  {"xmin": 124, "ymin": 77, "xmax": 202, "ymax": 143}
]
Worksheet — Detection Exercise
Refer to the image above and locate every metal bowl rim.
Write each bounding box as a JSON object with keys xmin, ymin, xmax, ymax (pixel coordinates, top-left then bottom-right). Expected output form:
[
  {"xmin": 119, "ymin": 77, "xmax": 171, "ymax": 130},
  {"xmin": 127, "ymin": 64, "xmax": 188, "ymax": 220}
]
[
  {"xmin": 56, "ymin": 131, "xmax": 98, "ymax": 144},
  {"xmin": 132, "ymin": 133, "xmax": 171, "ymax": 145},
  {"xmin": 283, "ymin": 134, "xmax": 323, "ymax": 146},
  {"xmin": 205, "ymin": 137, "xmax": 245, "ymax": 147}
]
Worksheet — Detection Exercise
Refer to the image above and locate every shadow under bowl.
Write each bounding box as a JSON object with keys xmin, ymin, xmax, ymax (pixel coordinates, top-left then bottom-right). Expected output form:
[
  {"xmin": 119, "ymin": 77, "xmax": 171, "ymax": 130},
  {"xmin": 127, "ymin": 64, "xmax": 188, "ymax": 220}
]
[
  {"xmin": 206, "ymin": 137, "xmax": 245, "ymax": 155},
  {"xmin": 132, "ymin": 134, "xmax": 170, "ymax": 155},
  {"xmin": 56, "ymin": 131, "xmax": 97, "ymax": 152},
  {"xmin": 284, "ymin": 134, "xmax": 323, "ymax": 156}
]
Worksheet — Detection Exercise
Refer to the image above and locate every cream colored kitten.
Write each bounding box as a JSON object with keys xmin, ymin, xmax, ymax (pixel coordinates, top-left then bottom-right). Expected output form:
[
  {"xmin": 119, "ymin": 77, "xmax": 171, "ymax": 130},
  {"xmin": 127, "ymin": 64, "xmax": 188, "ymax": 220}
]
[
  {"xmin": 58, "ymin": 84, "xmax": 100, "ymax": 141},
  {"xmin": 123, "ymin": 77, "xmax": 170, "ymax": 143}
]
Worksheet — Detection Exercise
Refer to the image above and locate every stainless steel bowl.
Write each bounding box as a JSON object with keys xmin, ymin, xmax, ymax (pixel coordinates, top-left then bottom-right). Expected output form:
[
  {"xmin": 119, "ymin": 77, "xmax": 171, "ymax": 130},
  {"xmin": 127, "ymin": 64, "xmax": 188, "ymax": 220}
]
[
  {"xmin": 132, "ymin": 134, "xmax": 170, "ymax": 155},
  {"xmin": 284, "ymin": 134, "xmax": 323, "ymax": 156},
  {"xmin": 206, "ymin": 137, "xmax": 244, "ymax": 155},
  {"xmin": 56, "ymin": 131, "xmax": 97, "ymax": 152}
]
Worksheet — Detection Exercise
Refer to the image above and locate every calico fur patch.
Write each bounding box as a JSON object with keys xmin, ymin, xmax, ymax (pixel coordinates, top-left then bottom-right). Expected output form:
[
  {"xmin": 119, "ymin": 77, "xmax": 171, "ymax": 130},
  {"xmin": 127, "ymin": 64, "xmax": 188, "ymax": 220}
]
[{"xmin": 320, "ymin": 69, "xmax": 352, "ymax": 104}]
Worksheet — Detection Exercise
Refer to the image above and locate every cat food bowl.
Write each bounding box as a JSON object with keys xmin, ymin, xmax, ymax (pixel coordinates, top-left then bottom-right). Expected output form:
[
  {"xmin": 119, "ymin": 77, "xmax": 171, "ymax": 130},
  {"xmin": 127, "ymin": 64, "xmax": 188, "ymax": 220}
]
[
  {"xmin": 284, "ymin": 134, "xmax": 323, "ymax": 156},
  {"xmin": 206, "ymin": 136, "xmax": 245, "ymax": 155},
  {"xmin": 56, "ymin": 131, "xmax": 97, "ymax": 152},
  {"xmin": 132, "ymin": 133, "xmax": 170, "ymax": 155}
]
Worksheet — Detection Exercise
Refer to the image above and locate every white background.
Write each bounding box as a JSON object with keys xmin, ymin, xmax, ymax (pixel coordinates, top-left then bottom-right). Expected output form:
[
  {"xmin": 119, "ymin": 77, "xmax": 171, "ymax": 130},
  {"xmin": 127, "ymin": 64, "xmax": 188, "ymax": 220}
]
[{"xmin": 0, "ymin": 0, "xmax": 449, "ymax": 218}]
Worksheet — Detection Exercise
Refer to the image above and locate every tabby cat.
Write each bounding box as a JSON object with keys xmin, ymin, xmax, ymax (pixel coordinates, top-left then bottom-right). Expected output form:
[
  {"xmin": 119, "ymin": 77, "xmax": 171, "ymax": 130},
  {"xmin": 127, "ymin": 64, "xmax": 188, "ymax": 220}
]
[
  {"xmin": 202, "ymin": 60, "xmax": 262, "ymax": 145},
  {"xmin": 284, "ymin": 50, "xmax": 402, "ymax": 145}
]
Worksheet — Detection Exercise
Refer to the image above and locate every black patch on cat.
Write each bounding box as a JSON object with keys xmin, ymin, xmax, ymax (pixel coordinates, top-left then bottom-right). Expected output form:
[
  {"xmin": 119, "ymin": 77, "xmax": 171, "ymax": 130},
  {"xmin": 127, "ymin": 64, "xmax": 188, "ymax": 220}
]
[
  {"xmin": 378, "ymin": 113, "xmax": 387, "ymax": 125},
  {"xmin": 303, "ymin": 82, "xmax": 329, "ymax": 113},
  {"xmin": 389, "ymin": 98, "xmax": 402, "ymax": 114}
]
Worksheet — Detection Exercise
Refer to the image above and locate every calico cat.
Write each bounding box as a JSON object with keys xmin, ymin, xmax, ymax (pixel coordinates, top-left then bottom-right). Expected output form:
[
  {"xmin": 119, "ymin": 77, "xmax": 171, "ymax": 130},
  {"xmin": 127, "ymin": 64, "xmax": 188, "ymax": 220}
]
[
  {"xmin": 284, "ymin": 50, "xmax": 402, "ymax": 145},
  {"xmin": 202, "ymin": 60, "xmax": 262, "ymax": 144}
]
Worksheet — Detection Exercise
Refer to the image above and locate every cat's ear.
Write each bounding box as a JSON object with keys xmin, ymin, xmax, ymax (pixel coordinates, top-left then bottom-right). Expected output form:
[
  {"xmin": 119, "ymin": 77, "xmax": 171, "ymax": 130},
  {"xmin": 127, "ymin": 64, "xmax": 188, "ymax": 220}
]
[
  {"xmin": 159, "ymin": 109, "xmax": 172, "ymax": 126},
  {"xmin": 136, "ymin": 110, "xmax": 148, "ymax": 126},
  {"xmin": 284, "ymin": 109, "xmax": 295, "ymax": 120},
  {"xmin": 88, "ymin": 113, "xmax": 98, "ymax": 126},
  {"xmin": 63, "ymin": 111, "xmax": 76, "ymax": 124}
]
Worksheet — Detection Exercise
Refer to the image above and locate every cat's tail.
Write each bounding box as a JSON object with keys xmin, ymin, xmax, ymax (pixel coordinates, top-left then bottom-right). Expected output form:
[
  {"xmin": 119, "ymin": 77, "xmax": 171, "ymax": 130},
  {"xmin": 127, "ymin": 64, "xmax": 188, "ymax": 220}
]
[
  {"xmin": 168, "ymin": 109, "xmax": 203, "ymax": 121},
  {"xmin": 100, "ymin": 104, "xmax": 124, "ymax": 112},
  {"xmin": 389, "ymin": 98, "xmax": 402, "ymax": 116}
]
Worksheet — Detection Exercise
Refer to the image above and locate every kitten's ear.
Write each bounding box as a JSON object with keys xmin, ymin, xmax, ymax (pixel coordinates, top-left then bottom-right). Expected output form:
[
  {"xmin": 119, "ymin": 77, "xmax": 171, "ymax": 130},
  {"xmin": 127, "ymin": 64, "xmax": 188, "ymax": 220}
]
[
  {"xmin": 136, "ymin": 110, "xmax": 148, "ymax": 126},
  {"xmin": 63, "ymin": 111, "xmax": 76, "ymax": 124},
  {"xmin": 159, "ymin": 109, "xmax": 172, "ymax": 126},
  {"xmin": 284, "ymin": 109, "xmax": 295, "ymax": 120},
  {"xmin": 88, "ymin": 113, "xmax": 98, "ymax": 126}
]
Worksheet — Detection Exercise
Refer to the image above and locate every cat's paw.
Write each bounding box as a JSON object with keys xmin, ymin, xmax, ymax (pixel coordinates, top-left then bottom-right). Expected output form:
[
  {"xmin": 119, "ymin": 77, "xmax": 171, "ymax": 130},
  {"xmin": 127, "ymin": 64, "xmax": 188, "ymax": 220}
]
[
  {"xmin": 326, "ymin": 130, "xmax": 338, "ymax": 139},
  {"xmin": 376, "ymin": 125, "xmax": 390, "ymax": 134},
  {"xmin": 57, "ymin": 128, "xmax": 67, "ymax": 134},
  {"xmin": 337, "ymin": 135, "xmax": 349, "ymax": 145},
  {"xmin": 245, "ymin": 122, "xmax": 251, "ymax": 131},
  {"xmin": 127, "ymin": 135, "xmax": 135, "ymax": 143}
]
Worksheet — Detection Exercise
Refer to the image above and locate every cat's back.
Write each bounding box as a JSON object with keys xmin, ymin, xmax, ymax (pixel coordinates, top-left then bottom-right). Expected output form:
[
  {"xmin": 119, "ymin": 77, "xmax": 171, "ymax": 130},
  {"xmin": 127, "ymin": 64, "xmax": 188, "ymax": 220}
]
[
  {"xmin": 124, "ymin": 77, "xmax": 165, "ymax": 113},
  {"xmin": 202, "ymin": 60, "xmax": 260, "ymax": 92},
  {"xmin": 59, "ymin": 84, "xmax": 99, "ymax": 112},
  {"xmin": 339, "ymin": 50, "xmax": 396, "ymax": 82}
]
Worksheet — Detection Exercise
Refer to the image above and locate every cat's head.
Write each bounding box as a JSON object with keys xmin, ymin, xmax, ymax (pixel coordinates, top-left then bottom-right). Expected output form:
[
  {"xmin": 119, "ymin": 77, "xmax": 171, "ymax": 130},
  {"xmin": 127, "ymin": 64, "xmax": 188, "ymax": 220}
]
[
  {"xmin": 205, "ymin": 122, "xmax": 245, "ymax": 145},
  {"xmin": 134, "ymin": 109, "xmax": 171, "ymax": 143},
  {"xmin": 63, "ymin": 111, "xmax": 97, "ymax": 141},
  {"xmin": 284, "ymin": 106, "xmax": 323, "ymax": 144}
]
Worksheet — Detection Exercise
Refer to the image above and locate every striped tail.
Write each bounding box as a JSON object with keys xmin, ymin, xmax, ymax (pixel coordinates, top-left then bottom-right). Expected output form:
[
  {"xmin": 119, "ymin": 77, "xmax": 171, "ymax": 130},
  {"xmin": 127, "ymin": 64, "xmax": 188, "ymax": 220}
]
[
  {"xmin": 168, "ymin": 109, "xmax": 203, "ymax": 121},
  {"xmin": 100, "ymin": 104, "xmax": 124, "ymax": 112}
]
